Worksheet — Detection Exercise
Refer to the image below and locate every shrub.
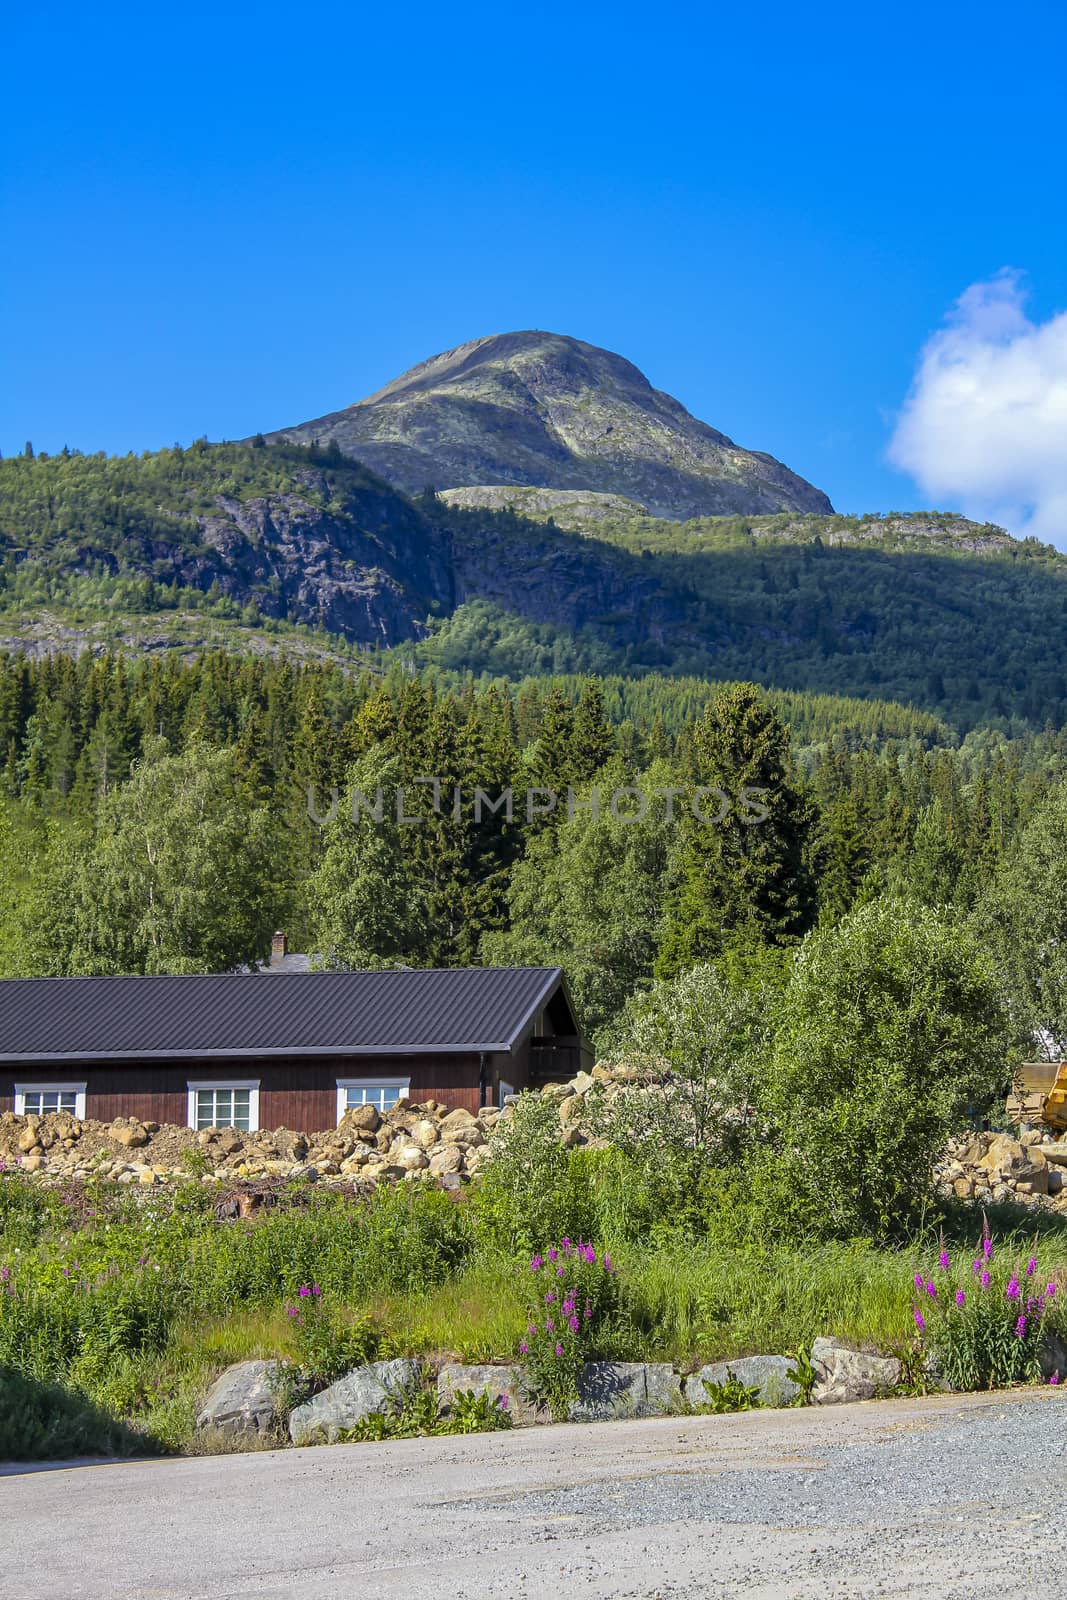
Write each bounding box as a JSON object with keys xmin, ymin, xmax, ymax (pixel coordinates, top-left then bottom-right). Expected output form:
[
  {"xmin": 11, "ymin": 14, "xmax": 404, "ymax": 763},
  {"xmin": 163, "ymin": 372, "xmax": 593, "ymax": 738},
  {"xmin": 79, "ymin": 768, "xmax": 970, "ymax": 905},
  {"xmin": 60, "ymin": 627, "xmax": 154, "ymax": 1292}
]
[
  {"xmin": 765, "ymin": 897, "xmax": 1014, "ymax": 1240},
  {"xmin": 471, "ymin": 1092, "xmax": 597, "ymax": 1256},
  {"xmin": 913, "ymin": 1228, "xmax": 1064, "ymax": 1390},
  {"xmin": 284, "ymin": 1284, "xmax": 378, "ymax": 1388},
  {"xmin": 518, "ymin": 1239, "xmax": 624, "ymax": 1419}
]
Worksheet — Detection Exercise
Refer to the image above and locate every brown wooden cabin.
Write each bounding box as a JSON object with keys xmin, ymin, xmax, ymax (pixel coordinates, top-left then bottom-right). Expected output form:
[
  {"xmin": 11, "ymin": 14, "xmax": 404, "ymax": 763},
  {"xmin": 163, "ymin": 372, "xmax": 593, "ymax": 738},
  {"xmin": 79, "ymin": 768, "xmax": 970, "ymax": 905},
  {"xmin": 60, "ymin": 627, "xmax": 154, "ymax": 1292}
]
[{"xmin": 0, "ymin": 965, "xmax": 590, "ymax": 1132}]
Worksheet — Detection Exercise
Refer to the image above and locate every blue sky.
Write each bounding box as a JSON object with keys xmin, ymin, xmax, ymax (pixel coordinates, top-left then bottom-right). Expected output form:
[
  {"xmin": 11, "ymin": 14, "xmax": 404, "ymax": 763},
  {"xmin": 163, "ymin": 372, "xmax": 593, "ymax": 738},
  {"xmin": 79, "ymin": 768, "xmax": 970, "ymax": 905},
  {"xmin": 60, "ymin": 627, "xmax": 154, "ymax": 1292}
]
[{"xmin": 3, "ymin": 1, "xmax": 1065, "ymax": 525}]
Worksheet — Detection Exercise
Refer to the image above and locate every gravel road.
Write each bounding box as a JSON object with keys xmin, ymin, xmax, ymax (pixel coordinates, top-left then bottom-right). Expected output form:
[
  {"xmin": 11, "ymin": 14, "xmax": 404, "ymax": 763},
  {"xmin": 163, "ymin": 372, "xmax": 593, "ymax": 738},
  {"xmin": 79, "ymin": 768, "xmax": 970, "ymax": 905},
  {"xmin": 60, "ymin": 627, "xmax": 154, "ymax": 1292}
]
[{"xmin": 4, "ymin": 1389, "xmax": 1066, "ymax": 1599}]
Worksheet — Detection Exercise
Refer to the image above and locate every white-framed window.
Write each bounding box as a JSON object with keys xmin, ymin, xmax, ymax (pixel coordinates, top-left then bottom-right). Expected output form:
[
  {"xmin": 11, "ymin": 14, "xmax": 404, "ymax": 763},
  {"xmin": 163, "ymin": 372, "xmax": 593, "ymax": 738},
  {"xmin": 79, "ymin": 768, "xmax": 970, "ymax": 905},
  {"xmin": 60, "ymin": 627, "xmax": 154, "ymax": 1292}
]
[
  {"xmin": 187, "ymin": 1080, "xmax": 260, "ymax": 1132},
  {"xmin": 336, "ymin": 1078, "xmax": 410, "ymax": 1122},
  {"xmin": 14, "ymin": 1083, "xmax": 86, "ymax": 1118},
  {"xmin": 498, "ymin": 1079, "xmax": 515, "ymax": 1108}
]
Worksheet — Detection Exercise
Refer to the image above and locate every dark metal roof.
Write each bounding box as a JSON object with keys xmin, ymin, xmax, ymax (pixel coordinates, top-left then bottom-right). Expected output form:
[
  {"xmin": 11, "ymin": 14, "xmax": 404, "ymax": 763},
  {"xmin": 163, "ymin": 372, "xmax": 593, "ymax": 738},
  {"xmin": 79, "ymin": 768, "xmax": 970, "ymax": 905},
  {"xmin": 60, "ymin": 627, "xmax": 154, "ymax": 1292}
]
[{"xmin": 0, "ymin": 967, "xmax": 568, "ymax": 1064}]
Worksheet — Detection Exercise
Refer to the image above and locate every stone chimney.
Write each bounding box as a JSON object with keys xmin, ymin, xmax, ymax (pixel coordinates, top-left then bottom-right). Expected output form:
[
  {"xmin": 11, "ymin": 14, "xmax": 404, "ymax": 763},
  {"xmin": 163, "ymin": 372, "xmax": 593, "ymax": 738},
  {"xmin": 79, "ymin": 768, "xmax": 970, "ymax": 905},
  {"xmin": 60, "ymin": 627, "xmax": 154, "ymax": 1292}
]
[{"xmin": 270, "ymin": 930, "xmax": 288, "ymax": 968}]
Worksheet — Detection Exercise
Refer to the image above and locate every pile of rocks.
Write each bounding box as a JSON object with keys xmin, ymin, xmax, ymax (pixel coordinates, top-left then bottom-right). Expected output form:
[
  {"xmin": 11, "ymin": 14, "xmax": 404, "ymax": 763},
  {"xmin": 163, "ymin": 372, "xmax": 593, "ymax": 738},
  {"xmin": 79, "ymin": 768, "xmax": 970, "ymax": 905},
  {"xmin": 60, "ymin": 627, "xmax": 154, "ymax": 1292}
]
[
  {"xmin": 195, "ymin": 1338, "xmax": 905, "ymax": 1447},
  {"xmin": 935, "ymin": 1130, "xmax": 1067, "ymax": 1208},
  {"xmin": 0, "ymin": 1099, "xmax": 504, "ymax": 1189}
]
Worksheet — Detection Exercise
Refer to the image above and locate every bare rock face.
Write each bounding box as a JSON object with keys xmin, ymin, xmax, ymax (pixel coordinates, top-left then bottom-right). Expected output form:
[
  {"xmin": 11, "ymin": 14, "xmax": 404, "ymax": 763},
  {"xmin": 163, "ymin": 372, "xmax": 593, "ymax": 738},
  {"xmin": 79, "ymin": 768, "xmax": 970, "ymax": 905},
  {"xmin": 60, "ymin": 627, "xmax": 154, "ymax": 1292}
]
[{"xmin": 264, "ymin": 331, "xmax": 833, "ymax": 520}]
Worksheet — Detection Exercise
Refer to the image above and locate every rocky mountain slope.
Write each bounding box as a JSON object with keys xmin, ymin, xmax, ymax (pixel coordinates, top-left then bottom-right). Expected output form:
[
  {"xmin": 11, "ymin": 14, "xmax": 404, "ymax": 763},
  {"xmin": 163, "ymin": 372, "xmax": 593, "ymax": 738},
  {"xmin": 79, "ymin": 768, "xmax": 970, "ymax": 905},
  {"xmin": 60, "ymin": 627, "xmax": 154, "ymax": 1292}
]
[
  {"xmin": 3, "ymin": 440, "xmax": 1067, "ymax": 728},
  {"xmin": 263, "ymin": 331, "xmax": 834, "ymax": 519}
]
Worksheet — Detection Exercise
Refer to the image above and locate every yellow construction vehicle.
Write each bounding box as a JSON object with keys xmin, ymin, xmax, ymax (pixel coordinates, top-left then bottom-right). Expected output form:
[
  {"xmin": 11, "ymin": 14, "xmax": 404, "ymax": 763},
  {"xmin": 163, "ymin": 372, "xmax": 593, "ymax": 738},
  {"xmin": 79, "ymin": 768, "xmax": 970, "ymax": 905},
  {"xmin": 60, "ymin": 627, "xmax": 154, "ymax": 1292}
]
[{"xmin": 1011, "ymin": 1062, "xmax": 1067, "ymax": 1132}]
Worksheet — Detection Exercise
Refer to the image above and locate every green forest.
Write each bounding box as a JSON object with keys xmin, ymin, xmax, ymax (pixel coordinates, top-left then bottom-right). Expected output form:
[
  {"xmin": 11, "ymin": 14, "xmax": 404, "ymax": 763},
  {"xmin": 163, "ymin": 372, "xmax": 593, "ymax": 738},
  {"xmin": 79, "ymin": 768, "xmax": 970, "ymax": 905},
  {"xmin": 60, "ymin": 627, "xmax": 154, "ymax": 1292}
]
[{"xmin": 2, "ymin": 647, "xmax": 1067, "ymax": 1053}]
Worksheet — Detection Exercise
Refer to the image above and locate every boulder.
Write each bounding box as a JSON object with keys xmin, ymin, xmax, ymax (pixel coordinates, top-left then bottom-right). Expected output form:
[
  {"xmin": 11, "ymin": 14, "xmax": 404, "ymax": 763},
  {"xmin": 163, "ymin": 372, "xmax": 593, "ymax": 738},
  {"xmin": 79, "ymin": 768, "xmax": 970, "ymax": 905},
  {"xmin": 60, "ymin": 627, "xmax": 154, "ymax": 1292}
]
[
  {"xmin": 428, "ymin": 1145, "xmax": 463, "ymax": 1175},
  {"xmin": 558, "ymin": 1095, "xmax": 582, "ymax": 1125},
  {"xmin": 410, "ymin": 1119, "xmax": 440, "ymax": 1151},
  {"xmin": 196, "ymin": 1360, "xmax": 282, "ymax": 1441},
  {"xmin": 112, "ymin": 1124, "xmax": 149, "ymax": 1149},
  {"xmin": 289, "ymin": 1358, "xmax": 422, "ymax": 1445},
  {"xmin": 569, "ymin": 1362, "xmax": 682, "ymax": 1422},
  {"xmin": 439, "ymin": 1107, "xmax": 477, "ymax": 1130},
  {"xmin": 810, "ymin": 1338, "xmax": 901, "ymax": 1404},
  {"xmin": 17, "ymin": 1126, "xmax": 41, "ymax": 1153},
  {"xmin": 684, "ymin": 1354, "xmax": 800, "ymax": 1409},
  {"xmin": 437, "ymin": 1363, "xmax": 546, "ymax": 1426}
]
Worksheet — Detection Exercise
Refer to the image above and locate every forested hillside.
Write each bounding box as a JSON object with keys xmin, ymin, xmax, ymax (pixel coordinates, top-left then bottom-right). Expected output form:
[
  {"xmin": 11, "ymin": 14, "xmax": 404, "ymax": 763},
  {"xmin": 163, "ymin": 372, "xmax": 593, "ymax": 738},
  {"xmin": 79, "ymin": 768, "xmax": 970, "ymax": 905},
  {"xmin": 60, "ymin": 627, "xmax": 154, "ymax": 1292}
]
[
  {"xmin": 1, "ymin": 649, "xmax": 1065, "ymax": 1048},
  {"xmin": 3, "ymin": 441, "xmax": 1066, "ymax": 731}
]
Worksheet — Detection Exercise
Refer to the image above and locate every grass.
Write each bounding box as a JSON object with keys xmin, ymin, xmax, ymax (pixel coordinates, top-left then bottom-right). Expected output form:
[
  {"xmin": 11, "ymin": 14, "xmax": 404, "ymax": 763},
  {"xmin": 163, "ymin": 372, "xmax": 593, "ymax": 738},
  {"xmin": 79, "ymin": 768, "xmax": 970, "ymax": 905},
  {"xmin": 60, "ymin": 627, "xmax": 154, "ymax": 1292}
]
[{"xmin": 3, "ymin": 1174, "xmax": 1067, "ymax": 1459}]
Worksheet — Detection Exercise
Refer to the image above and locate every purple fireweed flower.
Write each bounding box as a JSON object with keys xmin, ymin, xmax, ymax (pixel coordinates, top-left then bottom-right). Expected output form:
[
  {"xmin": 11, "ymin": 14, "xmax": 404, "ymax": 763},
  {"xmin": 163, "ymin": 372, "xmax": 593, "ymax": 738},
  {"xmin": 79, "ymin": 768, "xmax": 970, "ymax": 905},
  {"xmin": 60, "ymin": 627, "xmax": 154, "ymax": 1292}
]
[
  {"xmin": 312, "ymin": 1284, "xmax": 321, "ymax": 1297},
  {"xmin": 518, "ymin": 1340, "xmax": 528, "ymax": 1355},
  {"xmin": 914, "ymin": 1272, "xmax": 924, "ymax": 1291},
  {"xmin": 545, "ymin": 1319, "xmax": 555, "ymax": 1332},
  {"xmin": 914, "ymin": 1308, "xmax": 926, "ymax": 1331},
  {"xmin": 530, "ymin": 1255, "xmax": 543, "ymax": 1271},
  {"xmin": 298, "ymin": 1285, "xmax": 311, "ymax": 1298},
  {"xmin": 555, "ymin": 1343, "xmax": 564, "ymax": 1357},
  {"xmin": 939, "ymin": 1249, "xmax": 951, "ymax": 1271},
  {"xmin": 557, "ymin": 1266, "xmax": 565, "ymax": 1277},
  {"xmin": 955, "ymin": 1290, "xmax": 966, "ymax": 1308},
  {"xmin": 545, "ymin": 1291, "xmax": 555, "ymax": 1304},
  {"xmin": 528, "ymin": 1322, "xmax": 537, "ymax": 1335},
  {"xmin": 1015, "ymin": 1314, "xmax": 1028, "ymax": 1339},
  {"xmin": 972, "ymin": 1258, "xmax": 981, "ymax": 1275},
  {"xmin": 981, "ymin": 1271, "xmax": 991, "ymax": 1289},
  {"xmin": 1026, "ymin": 1257, "xmax": 1037, "ymax": 1276},
  {"xmin": 983, "ymin": 1236, "xmax": 993, "ymax": 1260},
  {"xmin": 584, "ymin": 1306, "xmax": 592, "ymax": 1319},
  {"xmin": 547, "ymin": 1248, "xmax": 558, "ymax": 1261},
  {"xmin": 568, "ymin": 1315, "xmax": 580, "ymax": 1332},
  {"xmin": 1007, "ymin": 1276, "xmax": 1020, "ymax": 1301},
  {"xmin": 561, "ymin": 1238, "xmax": 571, "ymax": 1252},
  {"xmin": 925, "ymin": 1281, "xmax": 937, "ymax": 1298},
  {"xmin": 498, "ymin": 1395, "xmax": 509, "ymax": 1408},
  {"xmin": 1048, "ymin": 1283, "xmax": 1058, "ymax": 1299},
  {"xmin": 1051, "ymin": 1372, "xmax": 1061, "ymax": 1385}
]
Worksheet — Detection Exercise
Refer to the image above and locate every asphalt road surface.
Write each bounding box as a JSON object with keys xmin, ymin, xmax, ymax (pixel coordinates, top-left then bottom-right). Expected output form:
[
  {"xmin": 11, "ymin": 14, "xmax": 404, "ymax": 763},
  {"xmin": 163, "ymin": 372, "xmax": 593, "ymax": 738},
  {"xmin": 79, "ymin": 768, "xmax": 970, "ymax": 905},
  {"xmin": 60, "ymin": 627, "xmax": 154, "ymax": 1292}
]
[{"xmin": 5, "ymin": 1389, "xmax": 1066, "ymax": 1599}]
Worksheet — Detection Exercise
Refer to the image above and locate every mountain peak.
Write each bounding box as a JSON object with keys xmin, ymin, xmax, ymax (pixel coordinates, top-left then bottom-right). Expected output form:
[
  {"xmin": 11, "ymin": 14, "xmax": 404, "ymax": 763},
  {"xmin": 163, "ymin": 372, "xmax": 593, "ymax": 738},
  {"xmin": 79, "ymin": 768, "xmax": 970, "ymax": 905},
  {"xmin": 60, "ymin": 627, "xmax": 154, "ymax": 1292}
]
[{"xmin": 264, "ymin": 332, "xmax": 833, "ymax": 519}]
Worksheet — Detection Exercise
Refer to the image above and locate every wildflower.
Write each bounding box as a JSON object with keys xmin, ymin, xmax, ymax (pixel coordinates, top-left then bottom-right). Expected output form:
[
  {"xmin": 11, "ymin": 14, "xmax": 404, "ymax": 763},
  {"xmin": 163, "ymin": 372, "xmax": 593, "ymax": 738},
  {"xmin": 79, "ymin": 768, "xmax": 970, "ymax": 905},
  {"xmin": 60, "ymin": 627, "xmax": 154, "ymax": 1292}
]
[
  {"xmin": 518, "ymin": 1340, "xmax": 528, "ymax": 1355},
  {"xmin": 1015, "ymin": 1314, "xmax": 1027, "ymax": 1339},
  {"xmin": 561, "ymin": 1238, "xmax": 571, "ymax": 1252},
  {"xmin": 528, "ymin": 1322, "xmax": 537, "ymax": 1335},
  {"xmin": 972, "ymin": 1259, "xmax": 981, "ymax": 1275},
  {"xmin": 312, "ymin": 1284, "xmax": 321, "ymax": 1297},
  {"xmin": 983, "ymin": 1236, "xmax": 993, "ymax": 1260},
  {"xmin": 497, "ymin": 1395, "xmax": 509, "ymax": 1408},
  {"xmin": 298, "ymin": 1285, "xmax": 311, "ymax": 1298},
  {"xmin": 914, "ymin": 1272, "xmax": 924, "ymax": 1291},
  {"xmin": 914, "ymin": 1307, "xmax": 926, "ymax": 1332},
  {"xmin": 939, "ymin": 1248, "xmax": 951, "ymax": 1271},
  {"xmin": 980, "ymin": 1271, "xmax": 990, "ymax": 1289},
  {"xmin": 603, "ymin": 1253, "xmax": 612, "ymax": 1271},
  {"xmin": 925, "ymin": 1281, "xmax": 937, "ymax": 1298},
  {"xmin": 545, "ymin": 1320, "xmax": 555, "ymax": 1332},
  {"xmin": 530, "ymin": 1255, "xmax": 543, "ymax": 1272},
  {"xmin": 545, "ymin": 1290, "xmax": 555, "ymax": 1304},
  {"xmin": 547, "ymin": 1248, "xmax": 558, "ymax": 1262},
  {"xmin": 1026, "ymin": 1257, "xmax": 1037, "ymax": 1277},
  {"xmin": 568, "ymin": 1315, "xmax": 580, "ymax": 1332},
  {"xmin": 555, "ymin": 1343, "xmax": 564, "ymax": 1357},
  {"xmin": 955, "ymin": 1290, "xmax": 966, "ymax": 1308},
  {"xmin": 557, "ymin": 1266, "xmax": 565, "ymax": 1277},
  {"xmin": 1051, "ymin": 1372, "xmax": 1061, "ymax": 1386},
  {"xmin": 1006, "ymin": 1276, "xmax": 1020, "ymax": 1301},
  {"xmin": 1047, "ymin": 1283, "xmax": 1058, "ymax": 1299}
]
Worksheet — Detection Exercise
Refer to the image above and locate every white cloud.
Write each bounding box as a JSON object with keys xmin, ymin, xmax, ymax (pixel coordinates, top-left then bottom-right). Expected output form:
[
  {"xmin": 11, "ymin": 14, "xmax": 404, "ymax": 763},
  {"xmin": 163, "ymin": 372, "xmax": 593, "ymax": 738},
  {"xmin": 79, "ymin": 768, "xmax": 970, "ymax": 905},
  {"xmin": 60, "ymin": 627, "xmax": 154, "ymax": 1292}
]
[{"xmin": 889, "ymin": 271, "xmax": 1067, "ymax": 546}]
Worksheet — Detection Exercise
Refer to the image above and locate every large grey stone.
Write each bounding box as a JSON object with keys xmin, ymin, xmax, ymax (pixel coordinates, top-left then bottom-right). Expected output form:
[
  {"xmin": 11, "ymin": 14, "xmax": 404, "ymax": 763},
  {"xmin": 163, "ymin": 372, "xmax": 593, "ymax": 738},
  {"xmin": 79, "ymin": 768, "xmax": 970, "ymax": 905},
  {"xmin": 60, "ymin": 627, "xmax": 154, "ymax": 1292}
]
[
  {"xmin": 569, "ymin": 1362, "xmax": 683, "ymax": 1422},
  {"xmin": 196, "ymin": 1360, "xmax": 282, "ymax": 1441},
  {"xmin": 684, "ymin": 1355, "xmax": 799, "ymax": 1409},
  {"xmin": 811, "ymin": 1337, "xmax": 901, "ymax": 1404},
  {"xmin": 289, "ymin": 1358, "xmax": 422, "ymax": 1444},
  {"xmin": 436, "ymin": 1363, "xmax": 548, "ymax": 1427}
]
